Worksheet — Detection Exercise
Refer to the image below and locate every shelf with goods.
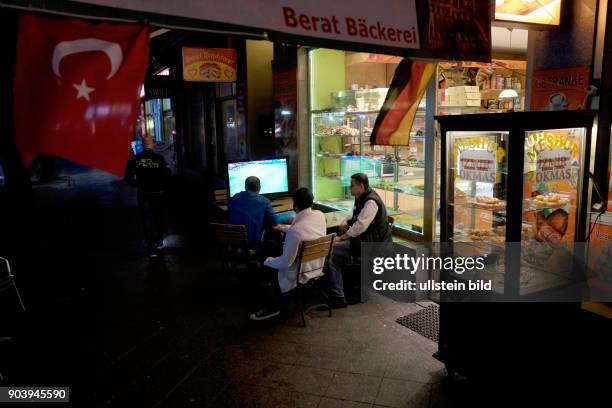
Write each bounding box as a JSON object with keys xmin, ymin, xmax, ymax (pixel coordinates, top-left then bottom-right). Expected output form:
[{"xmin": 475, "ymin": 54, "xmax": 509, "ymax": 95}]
[
  {"xmin": 480, "ymin": 88, "xmax": 525, "ymax": 100},
  {"xmin": 437, "ymin": 60, "xmax": 527, "ymax": 114},
  {"xmin": 313, "ymin": 107, "xmax": 428, "ymax": 232}
]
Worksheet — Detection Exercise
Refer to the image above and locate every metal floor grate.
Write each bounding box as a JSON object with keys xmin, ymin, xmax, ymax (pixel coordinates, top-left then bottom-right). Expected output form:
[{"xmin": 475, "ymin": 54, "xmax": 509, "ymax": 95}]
[{"xmin": 396, "ymin": 305, "xmax": 439, "ymax": 342}]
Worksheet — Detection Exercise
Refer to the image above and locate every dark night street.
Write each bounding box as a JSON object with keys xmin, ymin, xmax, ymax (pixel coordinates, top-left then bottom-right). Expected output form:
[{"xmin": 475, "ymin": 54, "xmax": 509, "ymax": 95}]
[{"xmin": 1, "ymin": 166, "xmax": 453, "ymax": 407}]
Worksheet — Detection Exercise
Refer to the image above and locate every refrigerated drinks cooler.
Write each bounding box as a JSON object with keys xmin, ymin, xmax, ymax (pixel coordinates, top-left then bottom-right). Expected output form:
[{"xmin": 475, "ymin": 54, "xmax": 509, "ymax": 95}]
[{"xmin": 434, "ymin": 111, "xmax": 596, "ymax": 378}]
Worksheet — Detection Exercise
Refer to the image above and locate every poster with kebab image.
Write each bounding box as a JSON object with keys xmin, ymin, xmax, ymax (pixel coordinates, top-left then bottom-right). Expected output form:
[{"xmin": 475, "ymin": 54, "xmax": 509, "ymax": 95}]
[{"xmin": 14, "ymin": 13, "xmax": 150, "ymax": 176}]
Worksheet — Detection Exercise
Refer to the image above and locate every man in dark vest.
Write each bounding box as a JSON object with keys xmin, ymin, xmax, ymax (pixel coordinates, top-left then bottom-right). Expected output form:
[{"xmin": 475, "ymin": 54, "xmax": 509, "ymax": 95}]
[{"xmin": 328, "ymin": 173, "xmax": 392, "ymax": 307}]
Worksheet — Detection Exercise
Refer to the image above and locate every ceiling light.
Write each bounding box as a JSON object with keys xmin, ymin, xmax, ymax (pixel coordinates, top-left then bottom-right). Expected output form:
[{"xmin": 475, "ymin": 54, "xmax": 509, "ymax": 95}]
[{"xmin": 499, "ymin": 89, "xmax": 519, "ymax": 98}]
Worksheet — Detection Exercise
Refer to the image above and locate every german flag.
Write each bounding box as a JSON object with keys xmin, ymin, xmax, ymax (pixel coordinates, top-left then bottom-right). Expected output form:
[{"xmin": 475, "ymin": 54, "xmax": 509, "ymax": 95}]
[{"xmin": 371, "ymin": 59, "xmax": 436, "ymax": 146}]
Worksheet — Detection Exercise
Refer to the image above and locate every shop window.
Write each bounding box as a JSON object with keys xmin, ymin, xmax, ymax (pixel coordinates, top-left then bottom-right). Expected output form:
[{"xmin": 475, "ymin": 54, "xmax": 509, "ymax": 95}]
[
  {"xmin": 309, "ymin": 49, "xmax": 427, "ymax": 234},
  {"xmin": 145, "ymin": 98, "xmax": 174, "ymax": 142},
  {"xmin": 437, "ymin": 60, "xmax": 527, "ymax": 115}
]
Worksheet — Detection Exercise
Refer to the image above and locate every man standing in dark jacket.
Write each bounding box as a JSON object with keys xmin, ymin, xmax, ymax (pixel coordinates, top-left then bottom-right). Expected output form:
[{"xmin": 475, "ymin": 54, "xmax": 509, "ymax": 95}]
[
  {"xmin": 328, "ymin": 173, "xmax": 392, "ymax": 307},
  {"xmin": 124, "ymin": 136, "xmax": 171, "ymax": 258}
]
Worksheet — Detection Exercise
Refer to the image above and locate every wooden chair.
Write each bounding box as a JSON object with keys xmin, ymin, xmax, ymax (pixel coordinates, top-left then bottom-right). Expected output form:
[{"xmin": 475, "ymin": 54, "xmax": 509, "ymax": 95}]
[
  {"xmin": 210, "ymin": 223, "xmax": 258, "ymax": 275},
  {"xmin": 0, "ymin": 257, "xmax": 26, "ymax": 312},
  {"xmin": 287, "ymin": 233, "xmax": 336, "ymax": 327},
  {"xmin": 214, "ymin": 189, "xmax": 228, "ymax": 203}
]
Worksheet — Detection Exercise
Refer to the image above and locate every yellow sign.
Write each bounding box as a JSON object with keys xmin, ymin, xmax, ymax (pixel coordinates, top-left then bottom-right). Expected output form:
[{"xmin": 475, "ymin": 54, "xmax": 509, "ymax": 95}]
[
  {"xmin": 452, "ymin": 136, "xmax": 506, "ymax": 163},
  {"xmin": 182, "ymin": 47, "xmax": 237, "ymax": 82},
  {"xmin": 526, "ymin": 131, "xmax": 578, "ymax": 161}
]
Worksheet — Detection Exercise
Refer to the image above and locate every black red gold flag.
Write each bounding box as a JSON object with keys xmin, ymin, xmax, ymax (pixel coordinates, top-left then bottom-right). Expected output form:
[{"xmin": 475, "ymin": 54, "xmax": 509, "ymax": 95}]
[{"xmin": 371, "ymin": 59, "xmax": 435, "ymax": 146}]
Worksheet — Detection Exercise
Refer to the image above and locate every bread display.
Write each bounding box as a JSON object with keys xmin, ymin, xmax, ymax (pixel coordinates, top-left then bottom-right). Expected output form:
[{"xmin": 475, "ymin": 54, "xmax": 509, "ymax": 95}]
[
  {"xmin": 462, "ymin": 225, "xmax": 530, "ymax": 243},
  {"xmin": 467, "ymin": 228, "xmax": 504, "ymax": 243},
  {"xmin": 529, "ymin": 194, "xmax": 569, "ymax": 209},
  {"xmin": 468, "ymin": 196, "xmax": 506, "ymax": 210},
  {"xmin": 316, "ymin": 125, "xmax": 360, "ymax": 137}
]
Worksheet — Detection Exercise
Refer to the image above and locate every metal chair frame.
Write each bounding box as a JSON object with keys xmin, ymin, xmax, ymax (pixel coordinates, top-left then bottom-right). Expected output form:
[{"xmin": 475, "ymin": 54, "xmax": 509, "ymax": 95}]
[{"xmin": 0, "ymin": 257, "xmax": 26, "ymax": 312}]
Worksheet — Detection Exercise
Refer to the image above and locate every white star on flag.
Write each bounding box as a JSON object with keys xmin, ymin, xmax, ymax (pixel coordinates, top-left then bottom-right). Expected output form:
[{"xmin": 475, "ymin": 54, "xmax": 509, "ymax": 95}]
[{"xmin": 72, "ymin": 78, "xmax": 95, "ymax": 101}]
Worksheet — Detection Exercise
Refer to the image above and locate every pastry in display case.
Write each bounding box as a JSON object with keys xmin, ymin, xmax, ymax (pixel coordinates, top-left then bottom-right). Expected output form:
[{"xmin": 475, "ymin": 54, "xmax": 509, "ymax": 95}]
[
  {"xmin": 312, "ymin": 105, "xmax": 428, "ymax": 235},
  {"xmin": 437, "ymin": 111, "xmax": 595, "ymax": 299}
]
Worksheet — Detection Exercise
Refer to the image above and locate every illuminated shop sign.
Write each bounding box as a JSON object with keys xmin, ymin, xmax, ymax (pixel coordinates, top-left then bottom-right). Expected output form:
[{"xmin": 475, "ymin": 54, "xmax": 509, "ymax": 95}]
[
  {"xmin": 182, "ymin": 48, "xmax": 237, "ymax": 82},
  {"xmin": 495, "ymin": 0, "xmax": 562, "ymax": 26},
  {"xmin": 54, "ymin": 1, "xmax": 492, "ymax": 60}
]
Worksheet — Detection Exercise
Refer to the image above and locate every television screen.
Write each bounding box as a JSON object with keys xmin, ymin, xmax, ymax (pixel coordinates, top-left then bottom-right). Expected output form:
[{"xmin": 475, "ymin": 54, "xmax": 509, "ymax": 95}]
[{"xmin": 228, "ymin": 158, "xmax": 289, "ymax": 197}]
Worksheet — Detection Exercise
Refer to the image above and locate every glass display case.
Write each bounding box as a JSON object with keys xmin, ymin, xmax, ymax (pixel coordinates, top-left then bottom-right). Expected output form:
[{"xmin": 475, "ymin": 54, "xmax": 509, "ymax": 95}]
[
  {"xmin": 437, "ymin": 111, "xmax": 595, "ymax": 298},
  {"xmin": 312, "ymin": 106, "xmax": 427, "ymax": 234},
  {"xmin": 307, "ymin": 48, "xmax": 433, "ymax": 237}
]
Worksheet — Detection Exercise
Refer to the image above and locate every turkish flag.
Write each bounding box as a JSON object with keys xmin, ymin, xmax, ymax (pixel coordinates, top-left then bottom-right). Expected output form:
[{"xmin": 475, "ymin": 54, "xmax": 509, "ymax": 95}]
[{"xmin": 14, "ymin": 13, "xmax": 149, "ymax": 176}]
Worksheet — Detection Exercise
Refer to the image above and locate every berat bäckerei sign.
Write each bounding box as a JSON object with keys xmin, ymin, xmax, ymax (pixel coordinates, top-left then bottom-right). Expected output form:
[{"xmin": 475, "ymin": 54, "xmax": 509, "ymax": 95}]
[{"xmin": 74, "ymin": 0, "xmax": 420, "ymax": 49}]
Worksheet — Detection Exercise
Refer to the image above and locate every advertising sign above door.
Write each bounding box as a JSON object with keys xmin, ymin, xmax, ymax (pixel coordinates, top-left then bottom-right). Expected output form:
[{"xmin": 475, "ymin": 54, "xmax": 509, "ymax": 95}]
[{"xmin": 182, "ymin": 48, "xmax": 237, "ymax": 82}]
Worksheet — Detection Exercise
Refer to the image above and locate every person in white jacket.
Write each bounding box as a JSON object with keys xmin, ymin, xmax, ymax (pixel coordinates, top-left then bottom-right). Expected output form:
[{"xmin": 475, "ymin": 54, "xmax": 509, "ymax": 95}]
[{"xmin": 250, "ymin": 188, "xmax": 327, "ymax": 321}]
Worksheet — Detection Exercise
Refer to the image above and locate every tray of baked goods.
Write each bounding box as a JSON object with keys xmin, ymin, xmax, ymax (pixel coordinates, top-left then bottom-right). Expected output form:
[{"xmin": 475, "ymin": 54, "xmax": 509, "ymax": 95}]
[
  {"xmin": 524, "ymin": 193, "xmax": 571, "ymax": 211},
  {"xmin": 466, "ymin": 196, "xmax": 507, "ymax": 211},
  {"xmin": 452, "ymin": 224, "xmax": 532, "ymax": 246}
]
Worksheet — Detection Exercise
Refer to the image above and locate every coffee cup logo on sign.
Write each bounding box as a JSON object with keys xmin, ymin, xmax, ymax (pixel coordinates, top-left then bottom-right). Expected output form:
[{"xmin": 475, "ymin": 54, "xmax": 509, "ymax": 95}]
[{"xmin": 545, "ymin": 92, "xmax": 568, "ymax": 111}]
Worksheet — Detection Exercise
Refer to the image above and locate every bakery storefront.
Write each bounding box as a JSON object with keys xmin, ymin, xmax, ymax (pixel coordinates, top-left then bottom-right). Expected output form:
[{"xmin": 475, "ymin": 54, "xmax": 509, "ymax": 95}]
[{"xmin": 302, "ymin": 30, "xmax": 529, "ymax": 241}]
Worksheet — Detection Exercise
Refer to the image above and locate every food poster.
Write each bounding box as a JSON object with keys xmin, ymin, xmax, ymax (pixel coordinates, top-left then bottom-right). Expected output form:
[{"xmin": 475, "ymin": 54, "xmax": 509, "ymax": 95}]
[
  {"xmin": 182, "ymin": 48, "xmax": 237, "ymax": 82},
  {"xmin": 530, "ymin": 66, "xmax": 590, "ymax": 112},
  {"xmin": 451, "ymin": 135, "xmax": 507, "ymax": 233},
  {"xmin": 523, "ymin": 128, "xmax": 583, "ymax": 243}
]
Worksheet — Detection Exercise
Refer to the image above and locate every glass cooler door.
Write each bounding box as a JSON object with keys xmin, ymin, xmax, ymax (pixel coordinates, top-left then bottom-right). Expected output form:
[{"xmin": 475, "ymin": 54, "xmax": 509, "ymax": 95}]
[
  {"xmin": 519, "ymin": 127, "xmax": 588, "ymax": 296},
  {"xmin": 446, "ymin": 130, "xmax": 509, "ymax": 294}
]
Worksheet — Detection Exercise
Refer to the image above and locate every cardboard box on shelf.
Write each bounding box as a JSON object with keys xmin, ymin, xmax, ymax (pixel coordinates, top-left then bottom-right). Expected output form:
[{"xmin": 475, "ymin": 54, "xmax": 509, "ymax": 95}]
[
  {"xmin": 447, "ymin": 85, "xmax": 479, "ymax": 95},
  {"xmin": 445, "ymin": 86, "xmax": 481, "ymax": 106}
]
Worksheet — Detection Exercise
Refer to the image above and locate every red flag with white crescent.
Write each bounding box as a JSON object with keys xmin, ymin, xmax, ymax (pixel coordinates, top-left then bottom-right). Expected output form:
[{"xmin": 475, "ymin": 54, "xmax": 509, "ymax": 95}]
[{"xmin": 14, "ymin": 13, "xmax": 149, "ymax": 176}]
